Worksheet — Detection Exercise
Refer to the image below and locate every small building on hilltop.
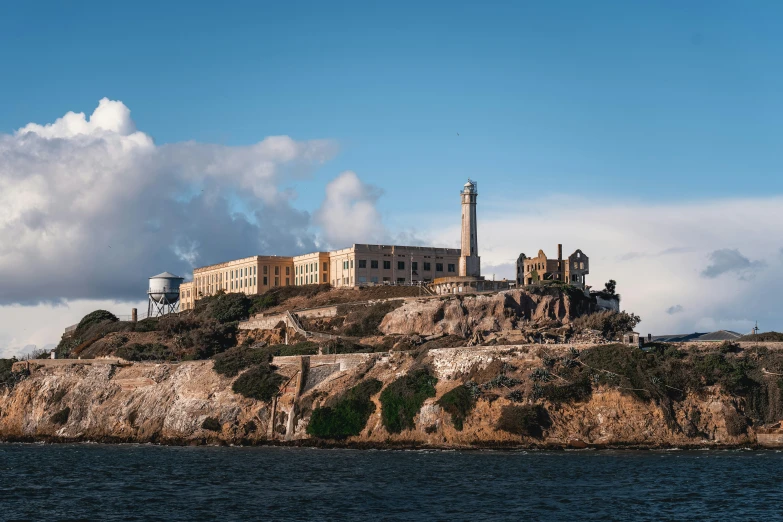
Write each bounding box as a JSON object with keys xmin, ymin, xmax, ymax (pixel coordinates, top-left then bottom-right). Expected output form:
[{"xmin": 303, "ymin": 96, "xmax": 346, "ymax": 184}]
[{"xmin": 516, "ymin": 244, "xmax": 589, "ymax": 289}]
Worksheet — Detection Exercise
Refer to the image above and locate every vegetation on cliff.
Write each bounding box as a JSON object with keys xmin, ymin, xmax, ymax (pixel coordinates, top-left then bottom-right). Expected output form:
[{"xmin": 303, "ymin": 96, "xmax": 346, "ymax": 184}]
[
  {"xmin": 307, "ymin": 379, "xmax": 383, "ymax": 439},
  {"xmin": 380, "ymin": 368, "xmax": 438, "ymax": 433},
  {"xmin": 231, "ymin": 365, "xmax": 284, "ymax": 402},
  {"xmin": 437, "ymin": 384, "xmax": 477, "ymax": 431}
]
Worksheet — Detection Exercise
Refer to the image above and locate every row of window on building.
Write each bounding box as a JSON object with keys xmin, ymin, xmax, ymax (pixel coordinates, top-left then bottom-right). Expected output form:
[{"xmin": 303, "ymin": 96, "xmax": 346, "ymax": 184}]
[{"xmin": 339, "ymin": 260, "xmax": 456, "ymax": 272}]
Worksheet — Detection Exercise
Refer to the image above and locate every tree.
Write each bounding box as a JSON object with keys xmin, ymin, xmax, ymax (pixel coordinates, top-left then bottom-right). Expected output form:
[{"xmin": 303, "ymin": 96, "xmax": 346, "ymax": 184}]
[{"xmin": 603, "ymin": 280, "xmax": 617, "ymax": 295}]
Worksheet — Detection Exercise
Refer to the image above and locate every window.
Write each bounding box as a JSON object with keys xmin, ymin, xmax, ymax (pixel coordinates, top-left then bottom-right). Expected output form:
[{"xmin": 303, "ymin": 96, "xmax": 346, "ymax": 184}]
[
  {"xmin": 580, "ymin": 262, "xmax": 585, "ymax": 270},
  {"xmin": 371, "ymin": 276, "xmax": 379, "ymax": 283},
  {"xmin": 274, "ymin": 277, "xmax": 279, "ymax": 286},
  {"xmin": 448, "ymin": 264, "xmax": 456, "ymax": 272},
  {"xmin": 383, "ymin": 260, "xmax": 391, "ymax": 269},
  {"xmin": 412, "ymin": 262, "xmax": 418, "ymax": 271},
  {"xmin": 371, "ymin": 260, "xmax": 379, "ymax": 269},
  {"xmin": 424, "ymin": 262, "xmax": 431, "ymax": 271},
  {"xmin": 350, "ymin": 260, "xmax": 354, "ymax": 268},
  {"xmin": 436, "ymin": 263, "xmax": 444, "ymax": 272},
  {"xmin": 286, "ymin": 267, "xmax": 290, "ymax": 275},
  {"xmin": 397, "ymin": 277, "xmax": 405, "ymax": 283},
  {"xmin": 263, "ymin": 277, "xmax": 268, "ymax": 285},
  {"xmin": 397, "ymin": 261, "xmax": 405, "ymax": 270},
  {"xmin": 358, "ymin": 276, "xmax": 367, "ymax": 283},
  {"xmin": 275, "ymin": 266, "xmax": 279, "ymax": 275},
  {"xmin": 263, "ymin": 266, "xmax": 268, "ymax": 275},
  {"xmin": 358, "ymin": 260, "xmax": 366, "ymax": 268},
  {"xmin": 323, "ymin": 262, "xmax": 327, "ymax": 271},
  {"xmin": 343, "ymin": 261, "xmax": 348, "ymax": 270},
  {"xmin": 286, "ymin": 278, "xmax": 290, "ymax": 285}
]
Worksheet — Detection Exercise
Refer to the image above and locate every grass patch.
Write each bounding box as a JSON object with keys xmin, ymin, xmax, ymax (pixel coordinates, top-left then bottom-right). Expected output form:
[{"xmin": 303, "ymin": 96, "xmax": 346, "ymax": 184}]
[
  {"xmin": 380, "ymin": 368, "xmax": 438, "ymax": 433},
  {"xmin": 277, "ymin": 342, "xmax": 319, "ymax": 356},
  {"xmin": 307, "ymin": 379, "xmax": 383, "ymax": 439},
  {"xmin": 213, "ymin": 345, "xmax": 274, "ymax": 377},
  {"xmin": 116, "ymin": 343, "xmax": 176, "ymax": 362},
  {"xmin": 572, "ymin": 311, "xmax": 641, "ymax": 341},
  {"xmin": 437, "ymin": 384, "xmax": 476, "ymax": 431},
  {"xmin": 497, "ymin": 404, "xmax": 551, "ymax": 438},
  {"xmin": 231, "ymin": 364, "xmax": 284, "ymax": 402}
]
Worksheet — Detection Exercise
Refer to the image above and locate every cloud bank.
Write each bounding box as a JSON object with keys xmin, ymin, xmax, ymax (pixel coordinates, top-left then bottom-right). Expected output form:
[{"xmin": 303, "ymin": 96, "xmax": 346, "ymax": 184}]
[
  {"xmin": 426, "ymin": 195, "xmax": 783, "ymax": 336},
  {"xmin": 0, "ymin": 98, "xmax": 337, "ymax": 306}
]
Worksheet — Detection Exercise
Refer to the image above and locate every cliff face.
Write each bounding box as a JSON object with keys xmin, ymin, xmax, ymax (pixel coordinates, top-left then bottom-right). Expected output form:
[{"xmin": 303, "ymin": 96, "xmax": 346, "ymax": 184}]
[
  {"xmin": 379, "ymin": 289, "xmax": 592, "ymax": 337},
  {"xmin": 1, "ymin": 345, "xmax": 772, "ymax": 448}
]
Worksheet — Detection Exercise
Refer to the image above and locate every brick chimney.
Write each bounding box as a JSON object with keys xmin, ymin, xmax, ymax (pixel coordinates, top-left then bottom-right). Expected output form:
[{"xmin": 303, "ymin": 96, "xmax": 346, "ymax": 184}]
[{"xmin": 558, "ymin": 244, "xmax": 563, "ymax": 271}]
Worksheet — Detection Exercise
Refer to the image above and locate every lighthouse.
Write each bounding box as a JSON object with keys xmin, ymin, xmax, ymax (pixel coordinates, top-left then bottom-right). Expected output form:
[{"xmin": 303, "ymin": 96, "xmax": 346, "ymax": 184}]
[{"xmin": 459, "ymin": 179, "xmax": 481, "ymax": 277}]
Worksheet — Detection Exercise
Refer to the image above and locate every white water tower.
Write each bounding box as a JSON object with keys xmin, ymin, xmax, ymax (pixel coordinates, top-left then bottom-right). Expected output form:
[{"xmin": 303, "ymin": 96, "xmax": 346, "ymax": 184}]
[{"xmin": 147, "ymin": 272, "xmax": 184, "ymax": 317}]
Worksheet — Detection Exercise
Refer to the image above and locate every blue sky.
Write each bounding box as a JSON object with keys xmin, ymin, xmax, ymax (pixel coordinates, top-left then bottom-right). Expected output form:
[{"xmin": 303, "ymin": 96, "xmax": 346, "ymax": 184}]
[
  {"xmin": 2, "ymin": 1, "xmax": 783, "ymax": 354},
  {"xmin": 3, "ymin": 1, "xmax": 782, "ymax": 218}
]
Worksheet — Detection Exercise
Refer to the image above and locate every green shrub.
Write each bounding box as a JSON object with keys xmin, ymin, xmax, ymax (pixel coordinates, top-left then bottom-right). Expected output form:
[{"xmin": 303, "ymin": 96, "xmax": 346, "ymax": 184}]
[
  {"xmin": 497, "ymin": 404, "xmax": 550, "ymax": 438},
  {"xmin": 307, "ymin": 379, "xmax": 383, "ymax": 439},
  {"xmin": 116, "ymin": 343, "xmax": 176, "ymax": 362},
  {"xmin": 132, "ymin": 318, "xmax": 159, "ymax": 332},
  {"xmin": 0, "ymin": 359, "xmax": 27, "ymax": 389},
  {"xmin": 202, "ymin": 417, "xmax": 222, "ymax": 432},
  {"xmin": 213, "ymin": 346, "xmax": 274, "ymax": 377},
  {"xmin": 380, "ymin": 368, "xmax": 438, "ymax": 433},
  {"xmin": 277, "ymin": 342, "xmax": 319, "ymax": 356},
  {"xmin": 540, "ymin": 373, "xmax": 592, "ymax": 404},
  {"xmin": 572, "ymin": 311, "xmax": 641, "ymax": 340},
  {"xmin": 231, "ymin": 364, "xmax": 283, "ymax": 401},
  {"xmin": 207, "ymin": 293, "xmax": 254, "ymax": 323},
  {"xmin": 51, "ymin": 407, "xmax": 71, "ymax": 425},
  {"xmin": 437, "ymin": 384, "xmax": 476, "ymax": 431},
  {"xmin": 321, "ymin": 339, "xmax": 376, "ymax": 354},
  {"xmin": 738, "ymin": 331, "xmax": 783, "ymax": 342},
  {"xmin": 77, "ymin": 310, "xmax": 118, "ymax": 332}
]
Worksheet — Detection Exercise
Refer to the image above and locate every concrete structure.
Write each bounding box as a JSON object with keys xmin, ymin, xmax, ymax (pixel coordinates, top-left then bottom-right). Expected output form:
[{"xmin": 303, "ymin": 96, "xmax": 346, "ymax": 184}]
[
  {"xmin": 517, "ymin": 244, "xmax": 589, "ymax": 289},
  {"xmin": 180, "ymin": 179, "xmax": 518, "ymax": 309},
  {"xmin": 294, "ymin": 252, "xmax": 329, "ymax": 286},
  {"xmin": 459, "ymin": 179, "xmax": 480, "ymax": 278},
  {"xmin": 430, "ymin": 179, "xmax": 510, "ymax": 295},
  {"xmin": 180, "ymin": 255, "xmax": 293, "ymax": 311},
  {"xmin": 622, "ymin": 331, "xmax": 642, "ymax": 348},
  {"xmin": 329, "ymin": 244, "xmax": 460, "ymax": 287}
]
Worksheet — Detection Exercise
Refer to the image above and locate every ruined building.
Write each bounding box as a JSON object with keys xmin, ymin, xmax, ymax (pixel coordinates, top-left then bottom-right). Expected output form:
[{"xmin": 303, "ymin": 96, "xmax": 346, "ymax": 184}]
[{"xmin": 516, "ymin": 245, "xmax": 589, "ymax": 289}]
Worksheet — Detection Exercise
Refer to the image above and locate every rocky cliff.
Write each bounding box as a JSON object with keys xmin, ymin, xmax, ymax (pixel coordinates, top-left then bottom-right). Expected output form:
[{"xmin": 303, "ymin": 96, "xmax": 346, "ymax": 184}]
[
  {"xmin": 379, "ymin": 288, "xmax": 596, "ymax": 337},
  {"xmin": 3, "ymin": 343, "xmax": 781, "ymax": 448}
]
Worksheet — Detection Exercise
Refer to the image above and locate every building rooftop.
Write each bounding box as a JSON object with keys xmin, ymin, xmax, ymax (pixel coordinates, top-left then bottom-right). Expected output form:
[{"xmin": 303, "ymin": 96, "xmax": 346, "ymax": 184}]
[{"xmin": 651, "ymin": 330, "xmax": 742, "ymax": 343}]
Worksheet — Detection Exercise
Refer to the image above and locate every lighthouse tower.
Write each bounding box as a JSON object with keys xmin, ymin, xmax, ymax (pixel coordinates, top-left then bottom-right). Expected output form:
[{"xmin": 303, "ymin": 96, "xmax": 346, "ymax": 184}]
[{"xmin": 459, "ymin": 179, "xmax": 481, "ymax": 277}]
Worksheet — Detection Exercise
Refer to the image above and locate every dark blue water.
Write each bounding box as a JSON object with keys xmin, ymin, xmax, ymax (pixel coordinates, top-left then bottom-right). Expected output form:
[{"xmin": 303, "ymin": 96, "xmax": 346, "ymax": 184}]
[{"xmin": 1, "ymin": 444, "xmax": 782, "ymax": 521}]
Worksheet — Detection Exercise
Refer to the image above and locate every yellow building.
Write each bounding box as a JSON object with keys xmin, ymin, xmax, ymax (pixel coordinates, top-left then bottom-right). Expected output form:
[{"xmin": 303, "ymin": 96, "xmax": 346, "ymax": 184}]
[
  {"xmin": 180, "ymin": 255, "xmax": 294, "ymax": 311},
  {"xmin": 180, "ymin": 244, "xmax": 461, "ymax": 309},
  {"xmin": 293, "ymin": 252, "xmax": 330, "ymax": 286}
]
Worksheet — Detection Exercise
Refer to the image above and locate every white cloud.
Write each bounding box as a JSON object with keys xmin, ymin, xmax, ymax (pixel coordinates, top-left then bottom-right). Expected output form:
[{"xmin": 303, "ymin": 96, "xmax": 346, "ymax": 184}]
[
  {"xmin": 0, "ymin": 98, "xmax": 338, "ymax": 307},
  {"xmin": 425, "ymin": 194, "xmax": 783, "ymax": 336},
  {"xmin": 0, "ymin": 299, "xmax": 147, "ymax": 359},
  {"xmin": 314, "ymin": 171, "xmax": 387, "ymax": 248}
]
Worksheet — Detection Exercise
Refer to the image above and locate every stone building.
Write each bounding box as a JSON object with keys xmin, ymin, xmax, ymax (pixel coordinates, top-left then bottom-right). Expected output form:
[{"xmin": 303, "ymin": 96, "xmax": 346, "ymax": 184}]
[
  {"xmin": 516, "ymin": 244, "xmax": 589, "ymax": 289},
  {"xmin": 180, "ymin": 255, "xmax": 294, "ymax": 310},
  {"xmin": 293, "ymin": 252, "xmax": 330, "ymax": 286},
  {"xmin": 329, "ymin": 244, "xmax": 461, "ymax": 287},
  {"xmin": 179, "ymin": 179, "xmax": 514, "ymax": 309}
]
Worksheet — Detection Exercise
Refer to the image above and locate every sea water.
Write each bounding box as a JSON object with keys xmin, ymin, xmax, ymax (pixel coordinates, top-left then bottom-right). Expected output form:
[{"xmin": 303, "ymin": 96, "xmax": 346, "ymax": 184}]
[{"xmin": 1, "ymin": 444, "xmax": 781, "ymax": 521}]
